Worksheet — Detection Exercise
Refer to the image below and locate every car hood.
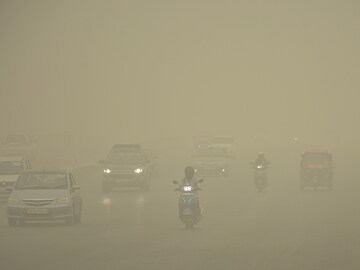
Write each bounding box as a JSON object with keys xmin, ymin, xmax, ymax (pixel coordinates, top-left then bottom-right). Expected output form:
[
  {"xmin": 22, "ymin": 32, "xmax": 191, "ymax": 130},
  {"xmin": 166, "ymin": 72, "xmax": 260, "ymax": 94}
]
[
  {"xmin": 0, "ymin": 174, "xmax": 19, "ymax": 183},
  {"xmin": 11, "ymin": 189, "xmax": 68, "ymax": 200}
]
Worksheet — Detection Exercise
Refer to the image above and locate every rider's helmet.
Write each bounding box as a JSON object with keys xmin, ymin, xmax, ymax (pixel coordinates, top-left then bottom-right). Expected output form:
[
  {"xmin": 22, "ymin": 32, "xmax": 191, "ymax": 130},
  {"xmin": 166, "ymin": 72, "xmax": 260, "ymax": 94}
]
[
  {"xmin": 258, "ymin": 152, "xmax": 265, "ymax": 158},
  {"xmin": 185, "ymin": 166, "xmax": 195, "ymax": 179}
]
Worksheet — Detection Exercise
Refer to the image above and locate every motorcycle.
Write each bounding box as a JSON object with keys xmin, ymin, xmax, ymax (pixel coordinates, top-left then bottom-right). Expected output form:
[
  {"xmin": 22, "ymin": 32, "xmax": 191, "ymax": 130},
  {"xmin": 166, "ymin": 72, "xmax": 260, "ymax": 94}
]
[
  {"xmin": 251, "ymin": 162, "xmax": 269, "ymax": 192},
  {"xmin": 172, "ymin": 179, "xmax": 204, "ymax": 229}
]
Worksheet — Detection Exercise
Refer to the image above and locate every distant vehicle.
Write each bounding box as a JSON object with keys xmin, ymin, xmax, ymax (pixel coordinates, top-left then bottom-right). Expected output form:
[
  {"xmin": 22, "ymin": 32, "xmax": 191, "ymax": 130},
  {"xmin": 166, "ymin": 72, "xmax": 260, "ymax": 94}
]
[
  {"xmin": 250, "ymin": 162, "xmax": 269, "ymax": 192},
  {"xmin": 193, "ymin": 135, "xmax": 212, "ymax": 150},
  {"xmin": 210, "ymin": 136, "xmax": 236, "ymax": 157},
  {"xmin": 300, "ymin": 149, "xmax": 334, "ymax": 191},
  {"xmin": 7, "ymin": 170, "xmax": 82, "ymax": 226},
  {"xmin": 0, "ymin": 134, "xmax": 37, "ymax": 161},
  {"xmin": 0, "ymin": 155, "xmax": 32, "ymax": 199},
  {"xmin": 100, "ymin": 144, "xmax": 151, "ymax": 192},
  {"xmin": 193, "ymin": 148, "xmax": 229, "ymax": 177}
]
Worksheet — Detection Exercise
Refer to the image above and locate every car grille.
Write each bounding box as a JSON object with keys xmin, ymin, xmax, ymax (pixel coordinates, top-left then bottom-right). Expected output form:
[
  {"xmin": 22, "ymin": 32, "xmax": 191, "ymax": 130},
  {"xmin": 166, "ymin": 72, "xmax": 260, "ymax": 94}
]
[
  {"xmin": 22, "ymin": 199, "xmax": 54, "ymax": 206},
  {"xmin": 110, "ymin": 174, "xmax": 136, "ymax": 180}
]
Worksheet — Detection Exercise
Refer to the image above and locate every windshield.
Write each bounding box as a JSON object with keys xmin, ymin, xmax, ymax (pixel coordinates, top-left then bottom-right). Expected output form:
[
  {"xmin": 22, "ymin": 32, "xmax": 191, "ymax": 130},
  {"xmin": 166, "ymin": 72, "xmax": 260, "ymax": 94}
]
[
  {"xmin": 15, "ymin": 173, "xmax": 68, "ymax": 190},
  {"xmin": 302, "ymin": 153, "xmax": 332, "ymax": 163},
  {"xmin": 106, "ymin": 151, "xmax": 144, "ymax": 164},
  {"xmin": 5, "ymin": 135, "xmax": 26, "ymax": 144},
  {"xmin": 195, "ymin": 148, "xmax": 228, "ymax": 158},
  {"xmin": 0, "ymin": 161, "xmax": 23, "ymax": 174}
]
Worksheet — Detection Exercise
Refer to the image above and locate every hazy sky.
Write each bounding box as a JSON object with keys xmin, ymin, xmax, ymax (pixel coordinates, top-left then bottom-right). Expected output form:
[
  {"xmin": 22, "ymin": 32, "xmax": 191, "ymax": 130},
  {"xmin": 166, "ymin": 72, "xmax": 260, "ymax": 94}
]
[{"xmin": 1, "ymin": 0, "xmax": 359, "ymax": 144}]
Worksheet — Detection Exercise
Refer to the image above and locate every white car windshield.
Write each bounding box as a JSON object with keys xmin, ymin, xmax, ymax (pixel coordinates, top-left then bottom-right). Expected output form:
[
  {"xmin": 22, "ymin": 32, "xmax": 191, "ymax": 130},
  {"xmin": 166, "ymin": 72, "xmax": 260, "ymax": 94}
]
[
  {"xmin": 15, "ymin": 173, "xmax": 68, "ymax": 190},
  {"xmin": 0, "ymin": 161, "xmax": 23, "ymax": 174},
  {"xmin": 106, "ymin": 151, "xmax": 144, "ymax": 165}
]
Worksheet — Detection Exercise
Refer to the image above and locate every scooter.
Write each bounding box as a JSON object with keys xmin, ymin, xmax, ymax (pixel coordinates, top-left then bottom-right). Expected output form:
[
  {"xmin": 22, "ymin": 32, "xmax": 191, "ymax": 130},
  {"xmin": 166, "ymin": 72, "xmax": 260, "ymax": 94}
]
[
  {"xmin": 251, "ymin": 163, "xmax": 269, "ymax": 192},
  {"xmin": 172, "ymin": 179, "xmax": 204, "ymax": 229}
]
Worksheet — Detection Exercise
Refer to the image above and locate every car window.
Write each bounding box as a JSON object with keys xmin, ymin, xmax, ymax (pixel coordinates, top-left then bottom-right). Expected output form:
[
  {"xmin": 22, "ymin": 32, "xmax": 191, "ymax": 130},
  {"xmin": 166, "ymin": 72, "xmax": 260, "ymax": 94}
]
[
  {"xmin": 69, "ymin": 173, "xmax": 76, "ymax": 187},
  {"xmin": 16, "ymin": 173, "xmax": 68, "ymax": 190},
  {"xmin": 26, "ymin": 160, "xmax": 32, "ymax": 170}
]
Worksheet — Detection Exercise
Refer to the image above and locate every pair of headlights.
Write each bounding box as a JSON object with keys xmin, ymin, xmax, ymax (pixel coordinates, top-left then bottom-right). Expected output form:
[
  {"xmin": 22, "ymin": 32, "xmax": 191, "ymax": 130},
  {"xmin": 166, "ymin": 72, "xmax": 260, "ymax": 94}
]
[{"xmin": 103, "ymin": 168, "xmax": 143, "ymax": 174}]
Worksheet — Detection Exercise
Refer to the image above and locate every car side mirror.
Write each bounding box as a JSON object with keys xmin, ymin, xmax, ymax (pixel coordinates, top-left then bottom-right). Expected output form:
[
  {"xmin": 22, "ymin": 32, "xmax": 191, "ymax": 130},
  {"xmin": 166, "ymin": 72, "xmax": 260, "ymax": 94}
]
[
  {"xmin": 172, "ymin": 180, "xmax": 178, "ymax": 184},
  {"xmin": 198, "ymin": 179, "xmax": 204, "ymax": 183}
]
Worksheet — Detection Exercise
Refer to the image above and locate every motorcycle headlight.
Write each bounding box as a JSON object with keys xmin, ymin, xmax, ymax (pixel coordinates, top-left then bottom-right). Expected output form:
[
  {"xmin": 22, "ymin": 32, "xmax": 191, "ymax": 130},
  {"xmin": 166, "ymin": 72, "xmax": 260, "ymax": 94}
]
[
  {"xmin": 257, "ymin": 165, "xmax": 263, "ymax": 169},
  {"xmin": 104, "ymin": 169, "xmax": 111, "ymax": 174},
  {"xmin": 134, "ymin": 168, "xmax": 143, "ymax": 174},
  {"xmin": 183, "ymin": 186, "xmax": 192, "ymax": 191},
  {"xmin": 53, "ymin": 196, "xmax": 71, "ymax": 205},
  {"xmin": 8, "ymin": 197, "xmax": 21, "ymax": 205}
]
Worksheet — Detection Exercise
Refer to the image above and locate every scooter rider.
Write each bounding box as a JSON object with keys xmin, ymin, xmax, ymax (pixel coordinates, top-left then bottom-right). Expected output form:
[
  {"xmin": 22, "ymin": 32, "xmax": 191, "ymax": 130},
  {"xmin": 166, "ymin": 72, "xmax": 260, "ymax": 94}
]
[
  {"xmin": 181, "ymin": 166, "xmax": 199, "ymax": 188},
  {"xmin": 180, "ymin": 166, "xmax": 201, "ymax": 216},
  {"xmin": 254, "ymin": 153, "xmax": 269, "ymax": 168}
]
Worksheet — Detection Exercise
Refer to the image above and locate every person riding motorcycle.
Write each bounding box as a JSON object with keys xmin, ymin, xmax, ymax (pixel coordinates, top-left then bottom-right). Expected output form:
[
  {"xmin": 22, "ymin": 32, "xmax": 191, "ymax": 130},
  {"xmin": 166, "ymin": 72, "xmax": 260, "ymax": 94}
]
[
  {"xmin": 181, "ymin": 166, "xmax": 199, "ymax": 188},
  {"xmin": 254, "ymin": 153, "xmax": 269, "ymax": 168},
  {"xmin": 180, "ymin": 166, "xmax": 201, "ymax": 216}
]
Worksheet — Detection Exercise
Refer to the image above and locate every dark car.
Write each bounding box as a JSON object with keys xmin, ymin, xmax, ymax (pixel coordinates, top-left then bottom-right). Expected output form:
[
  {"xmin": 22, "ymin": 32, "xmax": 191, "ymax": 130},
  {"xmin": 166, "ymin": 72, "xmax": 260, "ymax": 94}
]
[
  {"xmin": 100, "ymin": 144, "xmax": 151, "ymax": 192},
  {"xmin": 193, "ymin": 147, "xmax": 229, "ymax": 177}
]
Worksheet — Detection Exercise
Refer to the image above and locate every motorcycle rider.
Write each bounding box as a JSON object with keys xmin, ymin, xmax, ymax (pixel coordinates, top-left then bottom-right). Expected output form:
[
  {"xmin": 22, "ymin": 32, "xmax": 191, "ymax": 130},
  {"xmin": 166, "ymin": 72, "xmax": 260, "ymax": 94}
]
[
  {"xmin": 181, "ymin": 166, "xmax": 199, "ymax": 188},
  {"xmin": 254, "ymin": 153, "xmax": 269, "ymax": 168},
  {"xmin": 180, "ymin": 166, "xmax": 201, "ymax": 216}
]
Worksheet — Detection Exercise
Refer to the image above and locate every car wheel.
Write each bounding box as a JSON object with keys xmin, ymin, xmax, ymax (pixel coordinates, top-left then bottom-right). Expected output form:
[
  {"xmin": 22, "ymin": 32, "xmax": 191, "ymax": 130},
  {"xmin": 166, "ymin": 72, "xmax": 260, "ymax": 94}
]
[
  {"xmin": 65, "ymin": 208, "xmax": 75, "ymax": 226},
  {"xmin": 8, "ymin": 218, "xmax": 17, "ymax": 227},
  {"xmin": 75, "ymin": 204, "xmax": 82, "ymax": 224},
  {"xmin": 19, "ymin": 219, "xmax": 26, "ymax": 226},
  {"xmin": 102, "ymin": 182, "xmax": 112, "ymax": 193},
  {"xmin": 140, "ymin": 182, "xmax": 150, "ymax": 192}
]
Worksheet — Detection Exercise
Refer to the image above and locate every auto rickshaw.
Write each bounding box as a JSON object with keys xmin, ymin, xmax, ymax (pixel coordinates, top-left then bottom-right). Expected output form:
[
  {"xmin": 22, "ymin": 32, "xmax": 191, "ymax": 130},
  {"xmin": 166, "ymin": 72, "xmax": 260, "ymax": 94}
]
[{"xmin": 300, "ymin": 149, "xmax": 334, "ymax": 191}]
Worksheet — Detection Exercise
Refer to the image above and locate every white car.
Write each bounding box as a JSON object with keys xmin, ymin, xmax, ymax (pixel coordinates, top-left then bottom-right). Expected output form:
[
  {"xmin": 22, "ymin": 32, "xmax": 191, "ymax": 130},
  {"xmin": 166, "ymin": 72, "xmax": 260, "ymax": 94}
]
[
  {"xmin": 0, "ymin": 155, "xmax": 31, "ymax": 199},
  {"xmin": 7, "ymin": 170, "xmax": 82, "ymax": 226}
]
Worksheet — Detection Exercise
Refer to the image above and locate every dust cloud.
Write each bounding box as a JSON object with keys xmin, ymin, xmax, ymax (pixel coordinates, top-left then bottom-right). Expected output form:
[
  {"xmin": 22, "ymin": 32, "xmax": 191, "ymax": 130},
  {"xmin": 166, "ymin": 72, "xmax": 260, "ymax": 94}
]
[{"xmin": 1, "ymin": 1, "xmax": 360, "ymax": 270}]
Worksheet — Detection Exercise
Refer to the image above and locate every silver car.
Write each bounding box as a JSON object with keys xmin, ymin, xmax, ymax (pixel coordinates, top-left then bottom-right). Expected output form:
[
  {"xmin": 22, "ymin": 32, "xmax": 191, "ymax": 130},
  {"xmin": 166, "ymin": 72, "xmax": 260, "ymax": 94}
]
[
  {"xmin": 7, "ymin": 170, "xmax": 82, "ymax": 226},
  {"xmin": 0, "ymin": 155, "xmax": 31, "ymax": 200}
]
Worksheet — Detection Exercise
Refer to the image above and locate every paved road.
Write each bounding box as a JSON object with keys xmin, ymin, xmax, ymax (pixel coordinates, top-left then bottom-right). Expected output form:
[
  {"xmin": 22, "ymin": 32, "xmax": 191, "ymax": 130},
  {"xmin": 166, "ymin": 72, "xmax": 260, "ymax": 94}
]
[{"xmin": 1, "ymin": 158, "xmax": 360, "ymax": 270}]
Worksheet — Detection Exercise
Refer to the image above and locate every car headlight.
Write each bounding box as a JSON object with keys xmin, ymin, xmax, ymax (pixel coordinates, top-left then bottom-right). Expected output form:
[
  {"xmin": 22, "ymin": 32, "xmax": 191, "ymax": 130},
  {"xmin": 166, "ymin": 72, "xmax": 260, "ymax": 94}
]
[
  {"xmin": 8, "ymin": 197, "xmax": 21, "ymax": 205},
  {"xmin": 183, "ymin": 186, "xmax": 192, "ymax": 191},
  {"xmin": 53, "ymin": 196, "xmax": 71, "ymax": 205},
  {"xmin": 222, "ymin": 168, "xmax": 226, "ymax": 172},
  {"xmin": 134, "ymin": 168, "xmax": 143, "ymax": 174},
  {"xmin": 104, "ymin": 169, "xmax": 111, "ymax": 174}
]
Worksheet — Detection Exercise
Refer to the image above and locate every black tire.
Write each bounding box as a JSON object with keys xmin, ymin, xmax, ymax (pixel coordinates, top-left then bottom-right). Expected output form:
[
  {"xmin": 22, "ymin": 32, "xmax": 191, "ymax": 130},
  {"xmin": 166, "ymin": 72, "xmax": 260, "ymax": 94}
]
[
  {"xmin": 8, "ymin": 218, "xmax": 16, "ymax": 227},
  {"xmin": 185, "ymin": 219, "xmax": 194, "ymax": 230},
  {"xmin": 65, "ymin": 208, "xmax": 75, "ymax": 226},
  {"xmin": 75, "ymin": 204, "xmax": 82, "ymax": 224},
  {"xmin": 19, "ymin": 219, "xmax": 26, "ymax": 226},
  {"xmin": 102, "ymin": 182, "xmax": 112, "ymax": 193},
  {"xmin": 140, "ymin": 182, "xmax": 150, "ymax": 192}
]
